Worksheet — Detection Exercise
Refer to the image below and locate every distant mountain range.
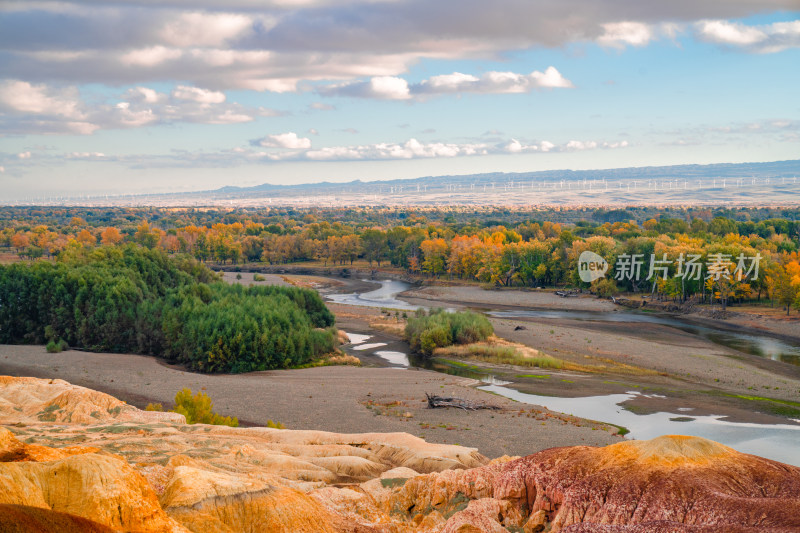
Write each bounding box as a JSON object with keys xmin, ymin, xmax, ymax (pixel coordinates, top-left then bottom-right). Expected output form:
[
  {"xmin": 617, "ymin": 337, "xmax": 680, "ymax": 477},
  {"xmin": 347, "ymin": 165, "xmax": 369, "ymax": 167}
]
[
  {"xmin": 15, "ymin": 159, "xmax": 799, "ymax": 207},
  {"xmin": 202, "ymin": 159, "xmax": 800, "ymax": 199}
]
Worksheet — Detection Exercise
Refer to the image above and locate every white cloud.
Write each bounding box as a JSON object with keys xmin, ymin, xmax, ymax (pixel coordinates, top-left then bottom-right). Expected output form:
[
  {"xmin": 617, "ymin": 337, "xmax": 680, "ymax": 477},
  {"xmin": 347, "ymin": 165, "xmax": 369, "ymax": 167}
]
[
  {"xmin": 597, "ymin": 22, "xmax": 654, "ymax": 48},
  {"xmin": 17, "ymin": 136, "xmax": 629, "ymax": 169},
  {"xmin": 698, "ymin": 20, "xmax": 766, "ymax": 46},
  {"xmin": 160, "ymin": 12, "xmax": 254, "ymax": 47},
  {"xmin": 1, "ymin": 2, "xmax": 798, "ymax": 95},
  {"xmin": 67, "ymin": 152, "xmax": 105, "ymax": 159},
  {"xmin": 696, "ymin": 19, "xmax": 800, "ymax": 53},
  {"xmin": 309, "ymin": 102, "xmax": 335, "ymax": 111},
  {"xmin": 238, "ymin": 136, "xmax": 629, "ymax": 162},
  {"xmin": 0, "ymin": 80, "xmax": 260, "ymax": 134},
  {"xmin": 505, "ymin": 139, "xmax": 523, "ymax": 153},
  {"xmin": 208, "ymin": 110, "xmax": 254, "ymax": 124},
  {"xmin": 127, "ymin": 86, "xmax": 165, "ymax": 104},
  {"xmin": 321, "ymin": 76, "xmax": 411, "ymax": 100},
  {"xmin": 0, "ymin": 80, "xmax": 83, "ymax": 118},
  {"xmin": 255, "ymin": 132, "xmax": 312, "ymax": 149},
  {"xmin": 0, "ymin": 166, "xmax": 4, "ymax": 173},
  {"xmin": 112, "ymin": 102, "xmax": 158, "ymax": 127},
  {"xmin": 528, "ymin": 67, "xmax": 574, "ymax": 89},
  {"xmin": 17, "ymin": 151, "xmax": 31, "ymax": 159},
  {"xmin": 322, "ymin": 67, "xmax": 573, "ymax": 100},
  {"xmin": 306, "ymin": 138, "xmax": 484, "ymax": 160},
  {"xmin": 122, "ymin": 46, "xmax": 183, "ymax": 67},
  {"xmin": 172, "ymin": 85, "xmax": 226, "ymax": 104},
  {"xmin": 417, "ymin": 67, "xmax": 573, "ymax": 94}
]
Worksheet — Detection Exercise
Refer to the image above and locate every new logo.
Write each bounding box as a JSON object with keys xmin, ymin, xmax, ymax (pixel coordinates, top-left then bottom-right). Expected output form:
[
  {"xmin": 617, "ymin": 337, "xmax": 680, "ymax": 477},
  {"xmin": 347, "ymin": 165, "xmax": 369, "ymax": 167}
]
[{"xmin": 578, "ymin": 251, "xmax": 608, "ymax": 283}]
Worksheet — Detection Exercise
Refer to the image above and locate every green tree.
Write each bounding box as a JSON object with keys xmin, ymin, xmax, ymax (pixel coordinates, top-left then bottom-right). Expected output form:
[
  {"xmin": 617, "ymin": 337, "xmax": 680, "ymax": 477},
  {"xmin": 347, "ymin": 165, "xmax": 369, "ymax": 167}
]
[{"xmin": 172, "ymin": 388, "xmax": 238, "ymax": 426}]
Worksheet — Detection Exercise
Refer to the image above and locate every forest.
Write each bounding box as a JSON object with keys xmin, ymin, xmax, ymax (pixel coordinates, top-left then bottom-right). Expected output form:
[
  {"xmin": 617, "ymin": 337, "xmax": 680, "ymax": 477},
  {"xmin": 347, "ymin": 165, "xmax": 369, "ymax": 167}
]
[
  {"xmin": 1, "ymin": 206, "xmax": 799, "ymax": 312},
  {"xmin": 0, "ymin": 245, "xmax": 336, "ymax": 372}
]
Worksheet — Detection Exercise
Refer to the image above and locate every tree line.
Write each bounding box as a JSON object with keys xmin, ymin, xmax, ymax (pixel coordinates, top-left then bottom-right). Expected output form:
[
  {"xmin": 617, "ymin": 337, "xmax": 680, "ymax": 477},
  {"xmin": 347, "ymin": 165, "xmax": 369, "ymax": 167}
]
[
  {"xmin": 0, "ymin": 245, "xmax": 336, "ymax": 372},
  {"xmin": 2, "ymin": 207, "xmax": 800, "ymax": 312}
]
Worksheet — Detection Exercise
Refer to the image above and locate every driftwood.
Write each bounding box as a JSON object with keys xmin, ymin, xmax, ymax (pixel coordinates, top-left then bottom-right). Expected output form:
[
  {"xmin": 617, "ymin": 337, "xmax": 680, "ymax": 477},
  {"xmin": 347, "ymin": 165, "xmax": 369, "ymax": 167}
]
[
  {"xmin": 555, "ymin": 289, "xmax": 580, "ymax": 298},
  {"xmin": 425, "ymin": 393, "xmax": 501, "ymax": 411}
]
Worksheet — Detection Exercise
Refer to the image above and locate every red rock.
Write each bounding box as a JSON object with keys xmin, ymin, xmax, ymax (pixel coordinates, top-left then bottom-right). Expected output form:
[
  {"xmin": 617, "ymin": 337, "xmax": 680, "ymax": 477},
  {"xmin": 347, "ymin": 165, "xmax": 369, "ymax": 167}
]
[{"xmin": 395, "ymin": 435, "xmax": 800, "ymax": 532}]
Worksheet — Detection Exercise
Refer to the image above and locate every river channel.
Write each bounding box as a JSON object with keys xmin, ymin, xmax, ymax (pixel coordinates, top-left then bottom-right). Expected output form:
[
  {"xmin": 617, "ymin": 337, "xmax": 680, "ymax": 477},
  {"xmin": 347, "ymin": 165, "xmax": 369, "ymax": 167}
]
[{"xmin": 328, "ymin": 280, "xmax": 800, "ymax": 466}]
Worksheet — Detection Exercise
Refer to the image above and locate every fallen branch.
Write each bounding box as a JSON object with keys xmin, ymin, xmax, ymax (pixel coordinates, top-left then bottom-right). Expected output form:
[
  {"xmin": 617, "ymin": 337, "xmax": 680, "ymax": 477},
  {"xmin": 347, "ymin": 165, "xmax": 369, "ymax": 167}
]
[{"xmin": 425, "ymin": 393, "xmax": 501, "ymax": 411}]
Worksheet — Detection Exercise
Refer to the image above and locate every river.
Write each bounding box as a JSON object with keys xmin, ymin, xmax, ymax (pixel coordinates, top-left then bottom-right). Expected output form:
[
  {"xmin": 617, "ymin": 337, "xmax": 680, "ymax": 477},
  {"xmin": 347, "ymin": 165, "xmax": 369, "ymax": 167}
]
[{"xmin": 331, "ymin": 280, "xmax": 800, "ymax": 466}]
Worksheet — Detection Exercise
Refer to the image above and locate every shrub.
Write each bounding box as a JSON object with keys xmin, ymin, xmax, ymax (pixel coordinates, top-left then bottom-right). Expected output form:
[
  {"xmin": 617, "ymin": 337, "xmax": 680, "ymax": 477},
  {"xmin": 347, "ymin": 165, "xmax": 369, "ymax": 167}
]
[
  {"xmin": 253, "ymin": 273, "xmax": 266, "ymax": 281},
  {"xmin": 236, "ymin": 273, "xmax": 242, "ymax": 280},
  {"xmin": 405, "ymin": 309, "xmax": 493, "ymax": 355},
  {"xmin": 592, "ymin": 278, "xmax": 619, "ymax": 298},
  {"xmin": 45, "ymin": 339, "xmax": 68, "ymax": 353},
  {"xmin": 171, "ymin": 388, "xmax": 238, "ymax": 427},
  {"xmin": 145, "ymin": 403, "xmax": 163, "ymax": 411},
  {"xmin": 420, "ymin": 324, "xmax": 452, "ymax": 354}
]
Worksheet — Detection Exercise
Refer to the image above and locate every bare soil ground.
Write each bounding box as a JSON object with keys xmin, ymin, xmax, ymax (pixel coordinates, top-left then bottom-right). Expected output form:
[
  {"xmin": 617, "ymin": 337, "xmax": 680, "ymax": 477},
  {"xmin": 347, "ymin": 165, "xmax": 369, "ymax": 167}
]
[{"xmin": 0, "ymin": 345, "xmax": 620, "ymax": 459}]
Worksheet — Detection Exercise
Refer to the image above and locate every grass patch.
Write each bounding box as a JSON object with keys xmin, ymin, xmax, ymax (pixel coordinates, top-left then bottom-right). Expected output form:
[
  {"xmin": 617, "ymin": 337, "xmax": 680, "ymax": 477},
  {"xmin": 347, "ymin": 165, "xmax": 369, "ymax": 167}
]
[
  {"xmin": 702, "ymin": 391, "xmax": 800, "ymax": 418},
  {"xmin": 436, "ymin": 339, "xmax": 564, "ymax": 370},
  {"xmin": 611, "ymin": 424, "xmax": 630, "ymax": 436},
  {"xmin": 323, "ymin": 354, "xmax": 362, "ymax": 366},
  {"xmin": 433, "ymin": 358, "xmax": 481, "ymax": 371},
  {"xmin": 515, "ymin": 374, "xmax": 551, "ymax": 379}
]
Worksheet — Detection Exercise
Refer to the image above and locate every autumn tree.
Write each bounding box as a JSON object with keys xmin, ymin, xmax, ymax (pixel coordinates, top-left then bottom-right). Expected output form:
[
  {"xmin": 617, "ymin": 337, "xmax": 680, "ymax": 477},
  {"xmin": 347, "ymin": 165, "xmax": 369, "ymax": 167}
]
[
  {"xmin": 11, "ymin": 232, "xmax": 29, "ymax": 255},
  {"xmin": 420, "ymin": 238, "xmax": 448, "ymax": 277},
  {"xmin": 76, "ymin": 229, "xmax": 97, "ymax": 246},
  {"xmin": 100, "ymin": 227, "xmax": 124, "ymax": 245}
]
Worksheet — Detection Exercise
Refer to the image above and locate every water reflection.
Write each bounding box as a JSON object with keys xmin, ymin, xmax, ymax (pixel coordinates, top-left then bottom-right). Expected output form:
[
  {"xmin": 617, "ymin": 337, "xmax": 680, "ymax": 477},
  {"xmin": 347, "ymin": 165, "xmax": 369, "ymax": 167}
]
[
  {"xmin": 374, "ymin": 350, "xmax": 410, "ymax": 366},
  {"xmin": 344, "ymin": 333, "xmax": 372, "ymax": 344},
  {"xmin": 478, "ymin": 384, "xmax": 800, "ymax": 467},
  {"xmin": 352, "ymin": 343, "xmax": 387, "ymax": 351},
  {"xmin": 327, "ymin": 280, "xmax": 420, "ymax": 310}
]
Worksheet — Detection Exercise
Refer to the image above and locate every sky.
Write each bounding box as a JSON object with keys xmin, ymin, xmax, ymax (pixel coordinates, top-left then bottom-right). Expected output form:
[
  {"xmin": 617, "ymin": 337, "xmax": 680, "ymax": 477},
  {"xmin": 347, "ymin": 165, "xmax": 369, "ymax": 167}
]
[{"xmin": 0, "ymin": 1, "xmax": 799, "ymax": 200}]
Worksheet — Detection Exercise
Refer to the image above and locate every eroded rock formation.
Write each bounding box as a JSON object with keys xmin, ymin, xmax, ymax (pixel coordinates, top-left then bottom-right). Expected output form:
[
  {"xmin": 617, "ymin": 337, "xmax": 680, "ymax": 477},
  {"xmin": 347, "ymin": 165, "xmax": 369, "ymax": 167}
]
[{"xmin": 1, "ymin": 375, "xmax": 799, "ymax": 533}]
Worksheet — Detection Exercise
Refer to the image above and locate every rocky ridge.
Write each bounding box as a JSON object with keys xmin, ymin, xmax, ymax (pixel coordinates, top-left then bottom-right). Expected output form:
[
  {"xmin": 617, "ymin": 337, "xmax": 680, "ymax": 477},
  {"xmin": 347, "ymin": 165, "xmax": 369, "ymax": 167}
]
[{"xmin": 1, "ymin": 376, "xmax": 799, "ymax": 532}]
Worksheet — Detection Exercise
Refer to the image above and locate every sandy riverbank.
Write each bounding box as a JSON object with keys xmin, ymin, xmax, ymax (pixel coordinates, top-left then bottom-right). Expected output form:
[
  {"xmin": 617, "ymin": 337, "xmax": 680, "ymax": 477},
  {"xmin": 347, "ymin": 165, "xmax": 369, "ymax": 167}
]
[
  {"xmin": 0, "ymin": 344, "xmax": 620, "ymax": 459},
  {"xmin": 400, "ymin": 284, "xmax": 800, "ymax": 399}
]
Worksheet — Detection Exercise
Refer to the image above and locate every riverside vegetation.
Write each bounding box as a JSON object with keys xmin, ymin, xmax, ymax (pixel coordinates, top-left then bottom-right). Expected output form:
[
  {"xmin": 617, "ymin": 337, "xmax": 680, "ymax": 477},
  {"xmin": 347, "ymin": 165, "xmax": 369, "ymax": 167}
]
[
  {"xmin": 0, "ymin": 245, "xmax": 336, "ymax": 372},
  {"xmin": 404, "ymin": 309, "xmax": 493, "ymax": 355},
  {"xmin": 2, "ymin": 206, "xmax": 799, "ymax": 312}
]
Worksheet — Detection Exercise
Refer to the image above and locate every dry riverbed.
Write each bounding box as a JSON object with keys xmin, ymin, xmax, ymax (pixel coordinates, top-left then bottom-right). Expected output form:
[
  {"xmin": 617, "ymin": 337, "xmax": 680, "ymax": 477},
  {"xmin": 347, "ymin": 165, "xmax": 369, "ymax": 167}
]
[
  {"xmin": 334, "ymin": 278, "xmax": 800, "ymax": 426},
  {"xmin": 0, "ymin": 344, "xmax": 621, "ymax": 459}
]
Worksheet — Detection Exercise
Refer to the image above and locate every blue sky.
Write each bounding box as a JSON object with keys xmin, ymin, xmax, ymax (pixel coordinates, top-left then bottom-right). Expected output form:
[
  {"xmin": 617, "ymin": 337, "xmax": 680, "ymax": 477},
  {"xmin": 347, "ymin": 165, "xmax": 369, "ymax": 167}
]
[{"xmin": 0, "ymin": 1, "xmax": 798, "ymax": 200}]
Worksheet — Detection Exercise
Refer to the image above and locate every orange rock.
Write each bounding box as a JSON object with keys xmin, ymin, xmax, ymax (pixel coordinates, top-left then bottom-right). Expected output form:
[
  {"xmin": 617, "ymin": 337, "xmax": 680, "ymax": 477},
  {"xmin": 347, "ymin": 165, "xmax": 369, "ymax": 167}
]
[
  {"xmin": 5, "ymin": 377, "xmax": 800, "ymax": 533},
  {"xmin": 162, "ymin": 466, "xmax": 340, "ymax": 533},
  {"xmin": 0, "ymin": 452, "xmax": 187, "ymax": 532},
  {"xmin": 0, "ymin": 503, "xmax": 117, "ymax": 533},
  {"xmin": 0, "ymin": 376, "xmax": 184, "ymax": 425},
  {"xmin": 0, "ymin": 427, "xmax": 99, "ymax": 463}
]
